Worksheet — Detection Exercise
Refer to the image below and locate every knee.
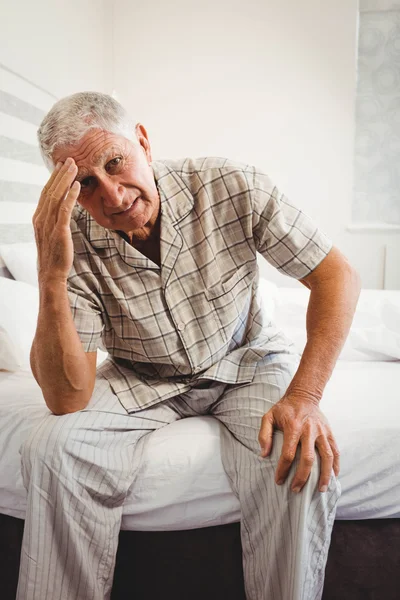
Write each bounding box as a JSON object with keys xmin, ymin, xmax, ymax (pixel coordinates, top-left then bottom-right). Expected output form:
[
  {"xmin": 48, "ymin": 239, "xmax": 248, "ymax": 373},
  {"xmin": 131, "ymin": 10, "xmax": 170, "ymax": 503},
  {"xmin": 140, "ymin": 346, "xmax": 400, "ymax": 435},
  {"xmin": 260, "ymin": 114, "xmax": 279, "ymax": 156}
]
[
  {"xmin": 20, "ymin": 411, "xmax": 84, "ymax": 482},
  {"xmin": 270, "ymin": 430, "xmax": 340, "ymax": 496},
  {"xmin": 295, "ymin": 443, "xmax": 341, "ymax": 498}
]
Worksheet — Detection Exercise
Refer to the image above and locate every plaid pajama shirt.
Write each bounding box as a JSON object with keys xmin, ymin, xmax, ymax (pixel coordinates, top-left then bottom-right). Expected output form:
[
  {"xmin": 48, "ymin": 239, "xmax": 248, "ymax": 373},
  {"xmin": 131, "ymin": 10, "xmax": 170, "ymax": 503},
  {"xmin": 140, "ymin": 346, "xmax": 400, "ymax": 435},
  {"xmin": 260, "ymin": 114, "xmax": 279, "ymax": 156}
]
[{"xmin": 67, "ymin": 156, "xmax": 333, "ymax": 413}]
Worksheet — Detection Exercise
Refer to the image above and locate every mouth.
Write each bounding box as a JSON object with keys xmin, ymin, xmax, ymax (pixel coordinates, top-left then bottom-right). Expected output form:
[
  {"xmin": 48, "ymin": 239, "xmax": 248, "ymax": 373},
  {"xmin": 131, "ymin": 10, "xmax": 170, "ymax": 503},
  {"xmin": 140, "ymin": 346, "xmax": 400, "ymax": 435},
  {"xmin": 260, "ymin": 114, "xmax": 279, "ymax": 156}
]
[{"xmin": 114, "ymin": 197, "xmax": 140, "ymax": 215}]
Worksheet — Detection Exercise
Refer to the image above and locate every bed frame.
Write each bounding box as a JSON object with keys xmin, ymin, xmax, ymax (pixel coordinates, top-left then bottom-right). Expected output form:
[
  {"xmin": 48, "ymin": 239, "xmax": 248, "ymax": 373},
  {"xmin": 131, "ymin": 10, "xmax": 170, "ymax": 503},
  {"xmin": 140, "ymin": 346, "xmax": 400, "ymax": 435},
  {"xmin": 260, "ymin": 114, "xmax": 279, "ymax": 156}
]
[{"xmin": 1, "ymin": 513, "xmax": 399, "ymax": 599}]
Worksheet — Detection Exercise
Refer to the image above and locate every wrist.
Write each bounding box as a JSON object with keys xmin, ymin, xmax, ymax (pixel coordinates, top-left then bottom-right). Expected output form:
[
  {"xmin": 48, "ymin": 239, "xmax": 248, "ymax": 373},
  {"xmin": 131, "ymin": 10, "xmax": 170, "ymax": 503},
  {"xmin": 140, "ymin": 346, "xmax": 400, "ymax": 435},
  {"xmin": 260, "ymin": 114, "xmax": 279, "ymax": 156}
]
[
  {"xmin": 39, "ymin": 277, "xmax": 68, "ymax": 303},
  {"xmin": 39, "ymin": 275, "xmax": 68, "ymax": 290},
  {"xmin": 283, "ymin": 386, "xmax": 322, "ymax": 406}
]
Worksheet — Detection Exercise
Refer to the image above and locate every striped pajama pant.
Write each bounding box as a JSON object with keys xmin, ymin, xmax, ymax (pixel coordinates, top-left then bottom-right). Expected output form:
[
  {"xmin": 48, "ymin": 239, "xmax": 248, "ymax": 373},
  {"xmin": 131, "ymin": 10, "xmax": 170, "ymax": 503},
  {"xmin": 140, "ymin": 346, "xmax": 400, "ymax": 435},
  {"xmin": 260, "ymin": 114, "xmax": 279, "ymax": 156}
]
[{"xmin": 16, "ymin": 354, "xmax": 341, "ymax": 600}]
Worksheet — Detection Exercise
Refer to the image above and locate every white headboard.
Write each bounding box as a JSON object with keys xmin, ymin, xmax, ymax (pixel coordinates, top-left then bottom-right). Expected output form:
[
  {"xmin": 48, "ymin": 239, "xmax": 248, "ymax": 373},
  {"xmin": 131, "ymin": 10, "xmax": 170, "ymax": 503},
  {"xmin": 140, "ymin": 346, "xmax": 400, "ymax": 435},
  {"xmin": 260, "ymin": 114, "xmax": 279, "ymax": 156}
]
[
  {"xmin": 383, "ymin": 243, "xmax": 400, "ymax": 290},
  {"xmin": 0, "ymin": 62, "xmax": 56, "ymax": 250}
]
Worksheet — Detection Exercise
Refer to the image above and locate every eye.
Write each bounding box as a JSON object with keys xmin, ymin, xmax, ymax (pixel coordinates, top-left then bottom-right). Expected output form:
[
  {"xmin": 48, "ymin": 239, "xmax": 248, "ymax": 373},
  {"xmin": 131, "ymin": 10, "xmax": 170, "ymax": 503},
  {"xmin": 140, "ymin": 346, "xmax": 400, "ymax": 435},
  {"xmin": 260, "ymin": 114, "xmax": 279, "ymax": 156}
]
[
  {"xmin": 80, "ymin": 176, "xmax": 96, "ymax": 189},
  {"xmin": 106, "ymin": 157, "xmax": 122, "ymax": 170}
]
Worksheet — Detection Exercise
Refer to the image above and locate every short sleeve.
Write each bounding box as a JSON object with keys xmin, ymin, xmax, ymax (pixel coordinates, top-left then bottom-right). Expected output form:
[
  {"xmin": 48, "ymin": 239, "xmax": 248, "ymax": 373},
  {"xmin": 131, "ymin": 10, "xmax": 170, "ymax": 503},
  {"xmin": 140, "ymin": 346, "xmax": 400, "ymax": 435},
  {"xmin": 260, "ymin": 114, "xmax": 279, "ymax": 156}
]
[
  {"xmin": 252, "ymin": 168, "xmax": 333, "ymax": 279},
  {"xmin": 67, "ymin": 276, "xmax": 105, "ymax": 353}
]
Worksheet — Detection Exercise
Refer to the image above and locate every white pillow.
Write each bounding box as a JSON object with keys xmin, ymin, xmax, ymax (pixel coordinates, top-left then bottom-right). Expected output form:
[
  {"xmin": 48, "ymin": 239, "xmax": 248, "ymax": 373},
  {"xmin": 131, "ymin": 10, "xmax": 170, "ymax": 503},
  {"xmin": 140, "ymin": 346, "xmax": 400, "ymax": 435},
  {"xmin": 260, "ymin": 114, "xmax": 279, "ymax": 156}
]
[
  {"xmin": 0, "ymin": 242, "xmax": 38, "ymax": 287},
  {"xmin": 0, "ymin": 277, "xmax": 107, "ymax": 372},
  {"xmin": 351, "ymin": 297, "xmax": 400, "ymax": 359},
  {"xmin": 273, "ymin": 287, "xmax": 400, "ymax": 361},
  {"xmin": 0, "ymin": 278, "xmax": 39, "ymax": 371},
  {"xmin": 257, "ymin": 277, "xmax": 279, "ymax": 320},
  {"xmin": 0, "ymin": 326, "xmax": 22, "ymax": 371}
]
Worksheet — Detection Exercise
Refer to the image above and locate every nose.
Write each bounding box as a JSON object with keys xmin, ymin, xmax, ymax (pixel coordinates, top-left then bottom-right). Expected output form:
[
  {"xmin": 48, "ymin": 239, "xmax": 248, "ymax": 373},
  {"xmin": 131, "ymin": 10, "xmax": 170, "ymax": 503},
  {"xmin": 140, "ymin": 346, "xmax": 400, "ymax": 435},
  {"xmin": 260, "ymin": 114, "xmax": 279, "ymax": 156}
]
[{"xmin": 98, "ymin": 176, "xmax": 125, "ymax": 212}]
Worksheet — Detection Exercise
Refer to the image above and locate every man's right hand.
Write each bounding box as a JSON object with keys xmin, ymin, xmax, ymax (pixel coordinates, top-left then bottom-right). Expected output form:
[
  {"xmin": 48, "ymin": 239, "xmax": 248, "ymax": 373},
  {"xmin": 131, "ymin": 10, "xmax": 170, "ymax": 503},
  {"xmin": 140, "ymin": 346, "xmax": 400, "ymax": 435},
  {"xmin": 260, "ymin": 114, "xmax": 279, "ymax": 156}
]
[{"xmin": 33, "ymin": 157, "xmax": 80, "ymax": 286}]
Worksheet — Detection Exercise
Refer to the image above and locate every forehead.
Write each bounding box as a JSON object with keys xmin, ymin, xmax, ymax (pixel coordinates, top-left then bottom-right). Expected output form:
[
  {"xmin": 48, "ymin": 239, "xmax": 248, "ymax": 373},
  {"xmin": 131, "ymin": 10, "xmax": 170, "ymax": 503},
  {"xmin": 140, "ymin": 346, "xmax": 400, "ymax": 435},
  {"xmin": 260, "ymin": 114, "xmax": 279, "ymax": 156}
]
[{"xmin": 53, "ymin": 129, "xmax": 130, "ymax": 167}]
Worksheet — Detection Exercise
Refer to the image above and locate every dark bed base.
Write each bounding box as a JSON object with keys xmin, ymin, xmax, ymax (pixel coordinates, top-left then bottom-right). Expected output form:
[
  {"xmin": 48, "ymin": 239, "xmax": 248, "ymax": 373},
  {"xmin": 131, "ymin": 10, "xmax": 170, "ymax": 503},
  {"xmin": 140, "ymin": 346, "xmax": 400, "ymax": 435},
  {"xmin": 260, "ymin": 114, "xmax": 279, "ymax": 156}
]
[{"xmin": 1, "ymin": 513, "xmax": 400, "ymax": 600}]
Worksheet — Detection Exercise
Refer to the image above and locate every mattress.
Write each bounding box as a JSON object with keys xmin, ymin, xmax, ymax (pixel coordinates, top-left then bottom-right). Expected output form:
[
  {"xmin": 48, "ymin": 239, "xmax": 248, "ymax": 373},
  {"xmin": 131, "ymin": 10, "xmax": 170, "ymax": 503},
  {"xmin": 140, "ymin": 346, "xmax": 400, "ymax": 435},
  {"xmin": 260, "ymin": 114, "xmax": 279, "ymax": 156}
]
[{"xmin": 0, "ymin": 361, "xmax": 399, "ymax": 531}]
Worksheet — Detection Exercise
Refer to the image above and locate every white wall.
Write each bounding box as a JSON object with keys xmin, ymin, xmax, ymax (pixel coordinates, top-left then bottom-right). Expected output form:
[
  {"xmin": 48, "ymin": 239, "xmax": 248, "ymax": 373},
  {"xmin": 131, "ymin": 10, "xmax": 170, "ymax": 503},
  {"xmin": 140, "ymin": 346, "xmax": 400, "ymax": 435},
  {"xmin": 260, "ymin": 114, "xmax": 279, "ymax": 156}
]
[
  {"xmin": 0, "ymin": 0, "xmax": 111, "ymax": 97},
  {"xmin": 0, "ymin": 0, "xmax": 113, "ymax": 248},
  {"xmin": 1, "ymin": 0, "xmax": 397, "ymax": 288},
  {"xmin": 112, "ymin": 0, "xmax": 399, "ymax": 289}
]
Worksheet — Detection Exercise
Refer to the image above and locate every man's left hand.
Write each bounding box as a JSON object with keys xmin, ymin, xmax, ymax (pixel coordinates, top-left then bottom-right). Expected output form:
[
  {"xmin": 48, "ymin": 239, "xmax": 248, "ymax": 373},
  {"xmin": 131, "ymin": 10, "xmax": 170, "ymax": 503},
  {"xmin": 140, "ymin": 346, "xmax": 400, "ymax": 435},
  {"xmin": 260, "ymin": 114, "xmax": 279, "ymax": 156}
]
[{"xmin": 258, "ymin": 393, "xmax": 340, "ymax": 493}]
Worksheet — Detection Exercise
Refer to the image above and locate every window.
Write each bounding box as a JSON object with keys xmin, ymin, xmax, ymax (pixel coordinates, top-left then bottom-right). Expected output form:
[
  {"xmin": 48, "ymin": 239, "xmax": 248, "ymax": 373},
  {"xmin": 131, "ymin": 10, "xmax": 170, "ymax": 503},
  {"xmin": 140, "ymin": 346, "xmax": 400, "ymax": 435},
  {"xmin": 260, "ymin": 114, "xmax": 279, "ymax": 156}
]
[{"xmin": 353, "ymin": 0, "xmax": 400, "ymax": 226}]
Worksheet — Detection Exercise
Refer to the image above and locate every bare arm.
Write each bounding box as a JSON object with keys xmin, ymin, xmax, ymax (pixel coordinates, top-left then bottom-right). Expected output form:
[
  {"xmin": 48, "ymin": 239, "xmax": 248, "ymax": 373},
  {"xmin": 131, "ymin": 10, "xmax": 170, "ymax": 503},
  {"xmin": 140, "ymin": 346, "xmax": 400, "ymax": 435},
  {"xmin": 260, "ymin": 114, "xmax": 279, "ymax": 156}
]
[
  {"xmin": 31, "ymin": 280, "xmax": 97, "ymax": 415},
  {"xmin": 31, "ymin": 157, "xmax": 98, "ymax": 415},
  {"xmin": 286, "ymin": 245, "xmax": 362, "ymax": 402},
  {"xmin": 258, "ymin": 245, "xmax": 362, "ymax": 494}
]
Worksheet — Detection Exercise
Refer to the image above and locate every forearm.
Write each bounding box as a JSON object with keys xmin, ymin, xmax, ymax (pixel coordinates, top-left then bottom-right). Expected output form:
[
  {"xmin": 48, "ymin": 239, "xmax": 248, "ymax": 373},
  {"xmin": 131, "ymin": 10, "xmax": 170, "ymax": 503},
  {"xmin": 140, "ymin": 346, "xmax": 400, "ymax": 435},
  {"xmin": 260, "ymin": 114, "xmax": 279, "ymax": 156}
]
[
  {"xmin": 285, "ymin": 267, "xmax": 362, "ymax": 403},
  {"xmin": 31, "ymin": 280, "xmax": 95, "ymax": 414}
]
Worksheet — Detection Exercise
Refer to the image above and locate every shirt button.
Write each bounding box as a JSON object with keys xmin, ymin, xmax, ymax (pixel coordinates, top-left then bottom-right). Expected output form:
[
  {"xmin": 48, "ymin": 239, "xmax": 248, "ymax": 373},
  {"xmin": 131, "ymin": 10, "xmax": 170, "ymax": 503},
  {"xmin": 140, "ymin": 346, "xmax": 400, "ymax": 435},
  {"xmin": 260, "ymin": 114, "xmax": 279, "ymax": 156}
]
[{"xmin": 177, "ymin": 322, "xmax": 186, "ymax": 331}]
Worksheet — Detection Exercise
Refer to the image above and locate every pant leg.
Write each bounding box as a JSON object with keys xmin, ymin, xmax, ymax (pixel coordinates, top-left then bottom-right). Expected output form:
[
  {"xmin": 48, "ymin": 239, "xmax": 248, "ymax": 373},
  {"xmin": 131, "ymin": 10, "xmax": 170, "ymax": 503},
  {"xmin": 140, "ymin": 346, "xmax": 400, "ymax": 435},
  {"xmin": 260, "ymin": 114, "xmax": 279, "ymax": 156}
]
[
  {"xmin": 16, "ymin": 375, "xmax": 181, "ymax": 600},
  {"xmin": 205, "ymin": 355, "xmax": 341, "ymax": 600}
]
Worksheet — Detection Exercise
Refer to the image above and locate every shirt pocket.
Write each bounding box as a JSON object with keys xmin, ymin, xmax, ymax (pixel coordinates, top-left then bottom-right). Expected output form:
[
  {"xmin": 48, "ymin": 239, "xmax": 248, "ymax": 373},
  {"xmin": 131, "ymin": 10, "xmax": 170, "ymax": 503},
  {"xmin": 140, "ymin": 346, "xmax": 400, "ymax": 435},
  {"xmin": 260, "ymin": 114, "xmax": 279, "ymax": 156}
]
[
  {"xmin": 205, "ymin": 264, "xmax": 254, "ymax": 301},
  {"xmin": 204, "ymin": 264, "xmax": 254, "ymax": 345}
]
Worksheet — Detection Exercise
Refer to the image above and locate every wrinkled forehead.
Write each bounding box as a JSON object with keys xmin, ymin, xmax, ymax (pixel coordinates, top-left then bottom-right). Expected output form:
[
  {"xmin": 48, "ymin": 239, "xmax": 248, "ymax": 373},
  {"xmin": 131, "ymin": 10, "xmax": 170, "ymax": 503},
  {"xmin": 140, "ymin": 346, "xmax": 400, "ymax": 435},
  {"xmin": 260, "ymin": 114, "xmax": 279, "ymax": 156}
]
[{"xmin": 52, "ymin": 129, "xmax": 132, "ymax": 167}]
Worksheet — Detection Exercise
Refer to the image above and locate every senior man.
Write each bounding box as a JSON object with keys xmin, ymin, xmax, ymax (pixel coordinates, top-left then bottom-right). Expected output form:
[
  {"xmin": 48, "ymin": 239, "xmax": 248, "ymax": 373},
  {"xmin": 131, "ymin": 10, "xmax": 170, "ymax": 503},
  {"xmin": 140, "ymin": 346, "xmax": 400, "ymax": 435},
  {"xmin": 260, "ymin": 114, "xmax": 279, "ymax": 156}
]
[{"xmin": 17, "ymin": 92, "xmax": 361, "ymax": 600}]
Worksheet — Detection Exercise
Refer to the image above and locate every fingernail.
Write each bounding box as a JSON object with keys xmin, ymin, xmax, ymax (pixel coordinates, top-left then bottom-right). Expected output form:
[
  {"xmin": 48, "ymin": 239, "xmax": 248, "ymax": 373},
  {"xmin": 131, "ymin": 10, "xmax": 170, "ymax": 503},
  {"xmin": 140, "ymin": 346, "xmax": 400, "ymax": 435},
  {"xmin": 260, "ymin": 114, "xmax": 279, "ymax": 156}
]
[
  {"xmin": 276, "ymin": 479, "xmax": 284, "ymax": 485},
  {"xmin": 320, "ymin": 485, "xmax": 328, "ymax": 493},
  {"xmin": 55, "ymin": 162, "xmax": 62, "ymax": 170},
  {"xmin": 292, "ymin": 486, "xmax": 301, "ymax": 493}
]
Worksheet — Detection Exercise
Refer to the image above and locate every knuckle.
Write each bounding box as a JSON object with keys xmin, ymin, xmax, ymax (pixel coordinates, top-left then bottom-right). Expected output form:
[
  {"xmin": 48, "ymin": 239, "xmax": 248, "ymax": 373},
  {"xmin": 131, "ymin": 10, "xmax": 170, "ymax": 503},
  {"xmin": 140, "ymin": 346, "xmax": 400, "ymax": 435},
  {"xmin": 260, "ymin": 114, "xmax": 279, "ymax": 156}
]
[
  {"xmin": 288, "ymin": 430, "xmax": 301, "ymax": 441},
  {"xmin": 323, "ymin": 451, "xmax": 334, "ymax": 460},
  {"xmin": 302, "ymin": 419, "xmax": 314, "ymax": 431},
  {"xmin": 303, "ymin": 456, "xmax": 315, "ymax": 467},
  {"xmin": 282, "ymin": 451, "xmax": 296, "ymax": 463}
]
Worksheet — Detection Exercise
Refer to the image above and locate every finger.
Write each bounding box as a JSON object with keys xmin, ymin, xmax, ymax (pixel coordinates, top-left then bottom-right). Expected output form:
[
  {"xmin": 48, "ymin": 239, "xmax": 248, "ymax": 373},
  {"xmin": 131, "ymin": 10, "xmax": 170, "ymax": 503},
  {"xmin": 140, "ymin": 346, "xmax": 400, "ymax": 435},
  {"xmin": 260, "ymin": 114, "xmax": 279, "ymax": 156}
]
[
  {"xmin": 33, "ymin": 161, "xmax": 63, "ymax": 220},
  {"xmin": 34, "ymin": 159, "xmax": 73, "ymax": 222},
  {"xmin": 275, "ymin": 429, "xmax": 301, "ymax": 485},
  {"xmin": 290, "ymin": 434, "xmax": 316, "ymax": 492},
  {"xmin": 43, "ymin": 161, "xmax": 78, "ymax": 229},
  {"xmin": 327, "ymin": 433, "xmax": 341, "ymax": 477},
  {"xmin": 49, "ymin": 159, "xmax": 78, "ymax": 205},
  {"xmin": 314, "ymin": 436, "xmax": 334, "ymax": 492},
  {"xmin": 258, "ymin": 411, "xmax": 274, "ymax": 457},
  {"xmin": 56, "ymin": 181, "xmax": 80, "ymax": 226}
]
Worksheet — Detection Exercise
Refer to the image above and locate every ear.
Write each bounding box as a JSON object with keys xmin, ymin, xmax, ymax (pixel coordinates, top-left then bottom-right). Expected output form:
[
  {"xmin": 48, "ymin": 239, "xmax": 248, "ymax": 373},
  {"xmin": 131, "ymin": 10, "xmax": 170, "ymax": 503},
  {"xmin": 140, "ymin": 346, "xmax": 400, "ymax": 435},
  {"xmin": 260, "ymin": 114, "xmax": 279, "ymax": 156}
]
[{"xmin": 135, "ymin": 123, "xmax": 152, "ymax": 163}]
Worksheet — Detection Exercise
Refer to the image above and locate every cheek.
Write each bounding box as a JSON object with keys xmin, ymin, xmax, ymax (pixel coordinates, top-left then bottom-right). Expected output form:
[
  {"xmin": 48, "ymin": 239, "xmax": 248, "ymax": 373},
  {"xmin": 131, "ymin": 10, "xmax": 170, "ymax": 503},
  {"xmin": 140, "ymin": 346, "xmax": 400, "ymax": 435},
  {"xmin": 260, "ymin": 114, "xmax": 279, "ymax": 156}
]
[
  {"xmin": 124, "ymin": 162, "xmax": 151, "ymax": 187},
  {"xmin": 77, "ymin": 195, "xmax": 99, "ymax": 217},
  {"xmin": 77, "ymin": 196, "xmax": 90, "ymax": 209},
  {"xmin": 77, "ymin": 190, "xmax": 98, "ymax": 207}
]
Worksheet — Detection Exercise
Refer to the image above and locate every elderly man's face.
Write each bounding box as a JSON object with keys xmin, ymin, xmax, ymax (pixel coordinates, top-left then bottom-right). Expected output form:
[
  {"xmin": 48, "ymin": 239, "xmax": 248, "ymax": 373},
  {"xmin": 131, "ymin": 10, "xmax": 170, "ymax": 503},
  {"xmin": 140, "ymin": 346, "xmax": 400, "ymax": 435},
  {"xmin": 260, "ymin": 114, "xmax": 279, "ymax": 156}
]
[{"xmin": 52, "ymin": 124, "xmax": 160, "ymax": 241}]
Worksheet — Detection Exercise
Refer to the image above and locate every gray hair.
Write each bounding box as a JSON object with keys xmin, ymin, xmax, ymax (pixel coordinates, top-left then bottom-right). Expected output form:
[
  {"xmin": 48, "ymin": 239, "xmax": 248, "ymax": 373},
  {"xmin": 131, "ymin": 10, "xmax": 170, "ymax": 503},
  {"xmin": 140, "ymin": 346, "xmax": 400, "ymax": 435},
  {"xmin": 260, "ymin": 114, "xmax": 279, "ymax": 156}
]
[{"xmin": 37, "ymin": 91, "xmax": 139, "ymax": 170}]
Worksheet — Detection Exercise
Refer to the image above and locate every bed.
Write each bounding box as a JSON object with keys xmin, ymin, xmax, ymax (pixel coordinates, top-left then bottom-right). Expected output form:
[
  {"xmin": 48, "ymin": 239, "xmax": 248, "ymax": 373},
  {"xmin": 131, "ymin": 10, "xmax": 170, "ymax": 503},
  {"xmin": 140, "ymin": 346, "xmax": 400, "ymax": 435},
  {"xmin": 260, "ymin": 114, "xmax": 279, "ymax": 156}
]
[
  {"xmin": 0, "ymin": 266, "xmax": 400, "ymax": 598},
  {"xmin": 0, "ymin": 360, "xmax": 400, "ymax": 599}
]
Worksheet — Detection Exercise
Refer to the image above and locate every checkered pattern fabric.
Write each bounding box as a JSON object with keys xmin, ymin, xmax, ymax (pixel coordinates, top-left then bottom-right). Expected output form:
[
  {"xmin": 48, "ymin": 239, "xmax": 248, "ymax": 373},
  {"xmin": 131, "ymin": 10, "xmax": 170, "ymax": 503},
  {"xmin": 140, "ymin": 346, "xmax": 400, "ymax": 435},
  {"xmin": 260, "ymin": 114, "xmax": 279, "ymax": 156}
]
[{"xmin": 67, "ymin": 157, "xmax": 333, "ymax": 413}]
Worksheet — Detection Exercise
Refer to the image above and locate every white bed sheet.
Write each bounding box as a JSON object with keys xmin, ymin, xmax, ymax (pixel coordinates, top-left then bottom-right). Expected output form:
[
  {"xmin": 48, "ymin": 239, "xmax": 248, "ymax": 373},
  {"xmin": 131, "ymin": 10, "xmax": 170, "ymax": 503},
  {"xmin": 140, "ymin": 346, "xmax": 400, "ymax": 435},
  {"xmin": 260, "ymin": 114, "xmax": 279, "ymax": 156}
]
[{"xmin": 0, "ymin": 361, "xmax": 399, "ymax": 531}]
